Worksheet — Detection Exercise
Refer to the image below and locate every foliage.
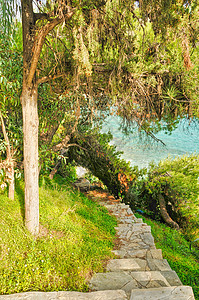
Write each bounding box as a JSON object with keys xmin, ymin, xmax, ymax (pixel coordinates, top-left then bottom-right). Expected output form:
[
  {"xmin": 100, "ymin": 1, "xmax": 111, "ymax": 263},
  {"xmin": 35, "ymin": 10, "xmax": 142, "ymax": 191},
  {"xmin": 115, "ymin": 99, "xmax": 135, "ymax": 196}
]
[
  {"xmin": 68, "ymin": 128, "xmax": 145, "ymax": 199},
  {"xmin": 20, "ymin": 0, "xmax": 199, "ymax": 140},
  {"xmin": 135, "ymin": 212, "xmax": 199, "ymax": 299},
  {"xmin": 1, "ymin": 0, "xmax": 198, "ymax": 173},
  {"xmin": 0, "ymin": 178, "xmax": 117, "ymax": 294},
  {"xmin": 117, "ymin": 14, "xmax": 199, "ymax": 133},
  {"xmin": 129, "ymin": 154, "xmax": 199, "ymax": 240},
  {"xmin": 0, "ymin": 0, "xmax": 16, "ymax": 35},
  {"xmin": 57, "ymin": 162, "xmax": 77, "ymax": 183},
  {"xmin": 1, "ymin": 0, "xmax": 199, "ymax": 236},
  {"xmin": 0, "ymin": 29, "xmax": 23, "ymax": 163}
]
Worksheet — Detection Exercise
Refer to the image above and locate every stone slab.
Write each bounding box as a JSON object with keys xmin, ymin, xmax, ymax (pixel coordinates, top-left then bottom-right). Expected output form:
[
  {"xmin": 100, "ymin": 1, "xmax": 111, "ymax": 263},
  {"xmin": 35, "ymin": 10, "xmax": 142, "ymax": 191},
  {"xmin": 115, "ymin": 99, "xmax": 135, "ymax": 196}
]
[
  {"xmin": 89, "ymin": 271, "xmax": 138, "ymax": 293},
  {"xmin": 113, "ymin": 249, "xmax": 163, "ymax": 259},
  {"xmin": 107, "ymin": 258, "xmax": 171, "ymax": 272},
  {"xmin": 121, "ymin": 242, "xmax": 156, "ymax": 250},
  {"xmin": 161, "ymin": 270, "xmax": 182, "ymax": 286},
  {"xmin": 107, "ymin": 258, "xmax": 146, "ymax": 271},
  {"xmin": 112, "ymin": 249, "xmax": 126, "ymax": 258},
  {"xmin": 89, "ymin": 270, "xmax": 181, "ymax": 292},
  {"xmin": 130, "ymin": 286, "xmax": 195, "ymax": 300},
  {"xmin": 125, "ymin": 249, "xmax": 148, "ymax": 259},
  {"xmin": 0, "ymin": 290, "xmax": 128, "ymax": 300},
  {"xmin": 147, "ymin": 259, "xmax": 172, "ymax": 271},
  {"xmin": 129, "ymin": 271, "xmax": 170, "ymax": 288},
  {"xmin": 135, "ymin": 219, "xmax": 143, "ymax": 223},
  {"xmin": 140, "ymin": 233, "xmax": 155, "ymax": 246},
  {"xmin": 146, "ymin": 249, "xmax": 163, "ymax": 260}
]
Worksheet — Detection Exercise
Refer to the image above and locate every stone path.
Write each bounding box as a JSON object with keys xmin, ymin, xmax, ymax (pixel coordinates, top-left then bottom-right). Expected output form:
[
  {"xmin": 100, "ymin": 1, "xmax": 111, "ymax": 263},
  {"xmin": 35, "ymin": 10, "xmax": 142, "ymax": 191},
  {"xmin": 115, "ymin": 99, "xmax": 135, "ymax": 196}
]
[
  {"xmin": 87, "ymin": 190, "xmax": 195, "ymax": 300},
  {"xmin": 0, "ymin": 190, "xmax": 195, "ymax": 300}
]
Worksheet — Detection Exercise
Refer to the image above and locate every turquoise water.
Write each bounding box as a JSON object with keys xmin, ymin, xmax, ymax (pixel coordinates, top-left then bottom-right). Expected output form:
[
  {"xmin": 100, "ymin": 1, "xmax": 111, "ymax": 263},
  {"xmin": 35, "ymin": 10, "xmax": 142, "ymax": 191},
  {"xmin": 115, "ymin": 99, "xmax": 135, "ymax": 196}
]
[{"xmin": 102, "ymin": 116, "xmax": 199, "ymax": 169}]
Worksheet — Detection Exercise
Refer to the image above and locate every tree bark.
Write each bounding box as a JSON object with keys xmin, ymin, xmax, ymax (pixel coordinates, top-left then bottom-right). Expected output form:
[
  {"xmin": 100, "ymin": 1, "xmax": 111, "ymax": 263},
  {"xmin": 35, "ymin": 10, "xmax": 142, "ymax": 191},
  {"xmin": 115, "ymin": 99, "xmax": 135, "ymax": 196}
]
[
  {"xmin": 49, "ymin": 161, "xmax": 61, "ymax": 180},
  {"xmin": 21, "ymin": 0, "xmax": 39, "ymax": 235},
  {"xmin": 158, "ymin": 193, "xmax": 180, "ymax": 230},
  {"xmin": 21, "ymin": 88, "xmax": 39, "ymax": 235},
  {"xmin": 8, "ymin": 159, "xmax": 15, "ymax": 200},
  {"xmin": 21, "ymin": 0, "xmax": 73, "ymax": 235},
  {"xmin": 0, "ymin": 111, "xmax": 15, "ymax": 200}
]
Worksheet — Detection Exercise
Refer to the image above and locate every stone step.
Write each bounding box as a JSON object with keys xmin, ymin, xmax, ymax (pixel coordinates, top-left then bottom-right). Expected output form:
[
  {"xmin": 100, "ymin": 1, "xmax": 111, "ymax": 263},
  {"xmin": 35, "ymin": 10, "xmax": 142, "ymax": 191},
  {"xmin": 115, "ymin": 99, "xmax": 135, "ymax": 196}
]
[
  {"xmin": 0, "ymin": 290, "xmax": 128, "ymax": 300},
  {"xmin": 115, "ymin": 225, "xmax": 152, "ymax": 237},
  {"xmin": 130, "ymin": 286, "xmax": 195, "ymax": 300},
  {"xmin": 89, "ymin": 270, "xmax": 182, "ymax": 294},
  {"xmin": 112, "ymin": 248, "xmax": 163, "ymax": 259},
  {"xmin": 134, "ymin": 218, "xmax": 143, "ymax": 223},
  {"xmin": 119, "ymin": 218, "xmax": 136, "ymax": 224},
  {"xmin": 119, "ymin": 233, "xmax": 156, "ymax": 250},
  {"xmin": 107, "ymin": 258, "xmax": 172, "ymax": 272}
]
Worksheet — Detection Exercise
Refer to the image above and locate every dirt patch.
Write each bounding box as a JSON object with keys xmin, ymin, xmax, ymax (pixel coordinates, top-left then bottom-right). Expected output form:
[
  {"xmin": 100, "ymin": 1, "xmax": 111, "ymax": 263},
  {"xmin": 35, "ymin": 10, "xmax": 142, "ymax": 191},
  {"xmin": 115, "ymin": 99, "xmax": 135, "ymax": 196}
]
[{"xmin": 38, "ymin": 224, "xmax": 65, "ymax": 239}]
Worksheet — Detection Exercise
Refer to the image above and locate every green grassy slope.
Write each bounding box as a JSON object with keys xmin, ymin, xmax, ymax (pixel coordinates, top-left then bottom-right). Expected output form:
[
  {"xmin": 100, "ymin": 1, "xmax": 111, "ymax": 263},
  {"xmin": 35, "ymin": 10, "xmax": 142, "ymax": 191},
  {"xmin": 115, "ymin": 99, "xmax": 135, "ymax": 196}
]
[
  {"xmin": 135, "ymin": 213, "xmax": 199, "ymax": 300},
  {"xmin": 0, "ymin": 179, "xmax": 117, "ymax": 295}
]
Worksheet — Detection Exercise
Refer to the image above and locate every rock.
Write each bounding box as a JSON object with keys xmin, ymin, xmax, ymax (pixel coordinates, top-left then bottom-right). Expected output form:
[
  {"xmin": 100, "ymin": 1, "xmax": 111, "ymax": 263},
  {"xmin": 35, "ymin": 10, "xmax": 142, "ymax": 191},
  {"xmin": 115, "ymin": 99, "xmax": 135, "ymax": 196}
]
[
  {"xmin": 89, "ymin": 271, "xmax": 138, "ymax": 293},
  {"xmin": 161, "ymin": 270, "xmax": 182, "ymax": 286},
  {"xmin": 74, "ymin": 178, "xmax": 91, "ymax": 191},
  {"xmin": 129, "ymin": 271, "xmax": 170, "ymax": 288},
  {"xmin": 0, "ymin": 290, "xmax": 128, "ymax": 300},
  {"xmin": 146, "ymin": 259, "xmax": 171, "ymax": 271},
  {"xmin": 76, "ymin": 166, "xmax": 88, "ymax": 178},
  {"xmin": 107, "ymin": 258, "xmax": 172, "ymax": 272},
  {"xmin": 107, "ymin": 259, "xmax": 143, "ymax": 271},
  {"xmin": 146, "ymin": 249, "xmax": 163, "ymax": 260},
  {"xmin": 130, "ymin": 286, "xmax": 195, "ymax": 300},
  {"xmin": 111, "ymin": 249, "xmax": 126, "ymax": 258}
]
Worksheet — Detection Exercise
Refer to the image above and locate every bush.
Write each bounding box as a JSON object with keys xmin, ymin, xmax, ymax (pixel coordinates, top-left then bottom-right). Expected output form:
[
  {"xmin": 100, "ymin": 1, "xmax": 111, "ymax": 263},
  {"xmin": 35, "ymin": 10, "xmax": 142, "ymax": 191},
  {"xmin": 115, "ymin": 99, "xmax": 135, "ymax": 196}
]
[{"xmin": 128, "ymin": 154, "xmax": 199, "ymax": 241}]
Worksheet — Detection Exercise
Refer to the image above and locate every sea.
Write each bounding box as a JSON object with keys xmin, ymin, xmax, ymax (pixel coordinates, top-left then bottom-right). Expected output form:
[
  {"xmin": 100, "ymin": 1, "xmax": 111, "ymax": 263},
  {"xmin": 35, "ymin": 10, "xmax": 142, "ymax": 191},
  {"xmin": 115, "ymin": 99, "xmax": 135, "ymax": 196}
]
[{"xmin": 101, "ymin": 116, "xmax": 199, "ymax": 169}]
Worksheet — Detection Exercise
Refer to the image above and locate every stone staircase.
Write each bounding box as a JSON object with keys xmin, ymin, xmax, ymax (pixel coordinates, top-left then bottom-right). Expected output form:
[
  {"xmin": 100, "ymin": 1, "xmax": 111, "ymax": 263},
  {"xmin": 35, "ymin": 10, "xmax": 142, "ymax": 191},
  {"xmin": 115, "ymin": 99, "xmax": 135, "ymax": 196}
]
[
  {"xmin": 0, "ymin": 191, "xmax": 195, "ymax": 300},
  {"xmin": 88, "ymin": 194, "xmax": 195, "ymax": 300}
]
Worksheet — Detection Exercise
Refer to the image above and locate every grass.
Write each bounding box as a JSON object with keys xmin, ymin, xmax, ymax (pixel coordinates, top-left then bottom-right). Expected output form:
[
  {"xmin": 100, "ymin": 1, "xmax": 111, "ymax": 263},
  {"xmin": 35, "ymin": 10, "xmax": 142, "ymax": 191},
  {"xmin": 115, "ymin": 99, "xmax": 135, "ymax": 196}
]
[
  {"xmin": 135, "ymin": 212, "xmax": 199, "ymax": 300},
  {"xmin": 0, "ymin": 177, "xmax": 117, "ymax": 295}
]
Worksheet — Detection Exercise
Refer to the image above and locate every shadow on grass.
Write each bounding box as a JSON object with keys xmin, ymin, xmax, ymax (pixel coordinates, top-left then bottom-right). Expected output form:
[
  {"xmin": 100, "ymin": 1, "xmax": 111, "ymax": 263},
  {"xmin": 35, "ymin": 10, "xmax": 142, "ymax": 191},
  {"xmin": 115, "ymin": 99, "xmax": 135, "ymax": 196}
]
[{"xmin": 15, "ymin": 179, "xmax": 25, "ymax": 220}]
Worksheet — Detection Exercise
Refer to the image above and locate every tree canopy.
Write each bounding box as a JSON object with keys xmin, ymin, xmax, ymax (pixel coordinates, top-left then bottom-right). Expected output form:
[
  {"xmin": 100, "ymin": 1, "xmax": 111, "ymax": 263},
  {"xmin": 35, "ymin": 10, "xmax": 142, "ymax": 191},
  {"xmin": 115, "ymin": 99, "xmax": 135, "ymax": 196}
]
[{"xmin": 0, "ymin": 0, "xmax": 198, "ymax": 234}]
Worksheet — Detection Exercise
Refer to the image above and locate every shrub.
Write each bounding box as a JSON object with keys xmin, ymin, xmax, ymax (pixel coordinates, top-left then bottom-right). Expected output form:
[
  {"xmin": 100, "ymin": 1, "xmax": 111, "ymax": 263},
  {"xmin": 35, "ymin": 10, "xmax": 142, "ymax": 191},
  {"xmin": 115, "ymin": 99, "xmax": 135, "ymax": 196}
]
[{"xmin": 128, "ymin": 154, "xmax": 199, "ymax": 240}]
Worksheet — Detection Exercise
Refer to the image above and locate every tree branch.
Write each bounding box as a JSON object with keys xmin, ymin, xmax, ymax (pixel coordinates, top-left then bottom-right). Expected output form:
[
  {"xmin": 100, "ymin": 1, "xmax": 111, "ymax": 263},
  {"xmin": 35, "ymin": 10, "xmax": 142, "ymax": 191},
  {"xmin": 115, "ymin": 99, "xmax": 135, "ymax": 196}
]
[
  {"xmin": 34, "ymin": 13, "xmax": 49, "ymax": 22},
  {"xmin": 52, "ymin": 135, "xmax": 71, "ymax": 152},
  {"xmin": 144, "ymin": 129, "xmax": 166, "ymax": 146},
  {"xmin": 27, "ymin": 17, "xmax": 64, "ymax": 87},
  {"xmin": 27, "ymin": 7, "xmax": 75, "ymax": 87},
  {"xmin": 37, "ymin": 73, "xmax": 65, "ymax": 85},
  {"xmin": 64, "ymin": 143, "xmax": 88, "ymax": 152}
]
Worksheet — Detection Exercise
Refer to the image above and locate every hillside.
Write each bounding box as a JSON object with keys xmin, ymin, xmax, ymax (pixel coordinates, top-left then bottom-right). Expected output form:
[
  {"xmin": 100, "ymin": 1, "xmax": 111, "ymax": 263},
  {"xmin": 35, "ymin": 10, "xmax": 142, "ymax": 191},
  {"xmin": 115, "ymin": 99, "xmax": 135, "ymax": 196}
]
[
  {"xmin": 135, "ymin": 212, "xmax": 199, "ymax": 299},
  {"xmin": 0, "ymin": 177, "xmax": 199, "ymax": 299},
  {"xmin": 0, "ymin": 178, "xmax": 117, "ymax": 294}
]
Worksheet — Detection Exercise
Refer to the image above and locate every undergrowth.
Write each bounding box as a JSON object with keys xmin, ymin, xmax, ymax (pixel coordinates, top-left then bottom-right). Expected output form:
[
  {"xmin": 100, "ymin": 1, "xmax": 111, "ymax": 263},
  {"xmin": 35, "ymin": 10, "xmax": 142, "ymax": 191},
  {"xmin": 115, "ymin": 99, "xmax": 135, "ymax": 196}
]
[
  {"xmin": 135, "ymin": 213, "xmax": 199, "ymax": 299},
  {"xmin": 0, "ymin": 177, "xmax": 117, "ymax": 295}
]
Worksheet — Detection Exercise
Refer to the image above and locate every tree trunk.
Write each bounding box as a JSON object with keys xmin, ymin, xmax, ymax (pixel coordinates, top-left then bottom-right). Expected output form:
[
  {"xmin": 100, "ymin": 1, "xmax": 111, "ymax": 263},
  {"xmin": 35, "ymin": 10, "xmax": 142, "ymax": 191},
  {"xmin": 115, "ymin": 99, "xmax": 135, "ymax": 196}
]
[
  {"xmin": 0, "ymin": 111, "xmax": 15, "ymax": 200},
  {"xmin": 21, "ymin": 88, "xmax": 39, "ymax": 235},
  {"xmin": 158, "ymin": 193, "xmax": 180, "ymax": 230},
  {"xmin": 21, "ymin": 0, "xmax": 39, "ymax": 235},
  {"xmin": 182, "ymin": 30, "xmax": 193, "ymax": 71},
  {"xmin": 8, "ymin": 159, "xmax": 15, "ymax": 200},
  {"xmin": 49, "ymin": 161, "xmax": 61, "ymax": 180},
  {"xmin": 21, "ymin": 0, "xmax": 70, "ymax": 235}
]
